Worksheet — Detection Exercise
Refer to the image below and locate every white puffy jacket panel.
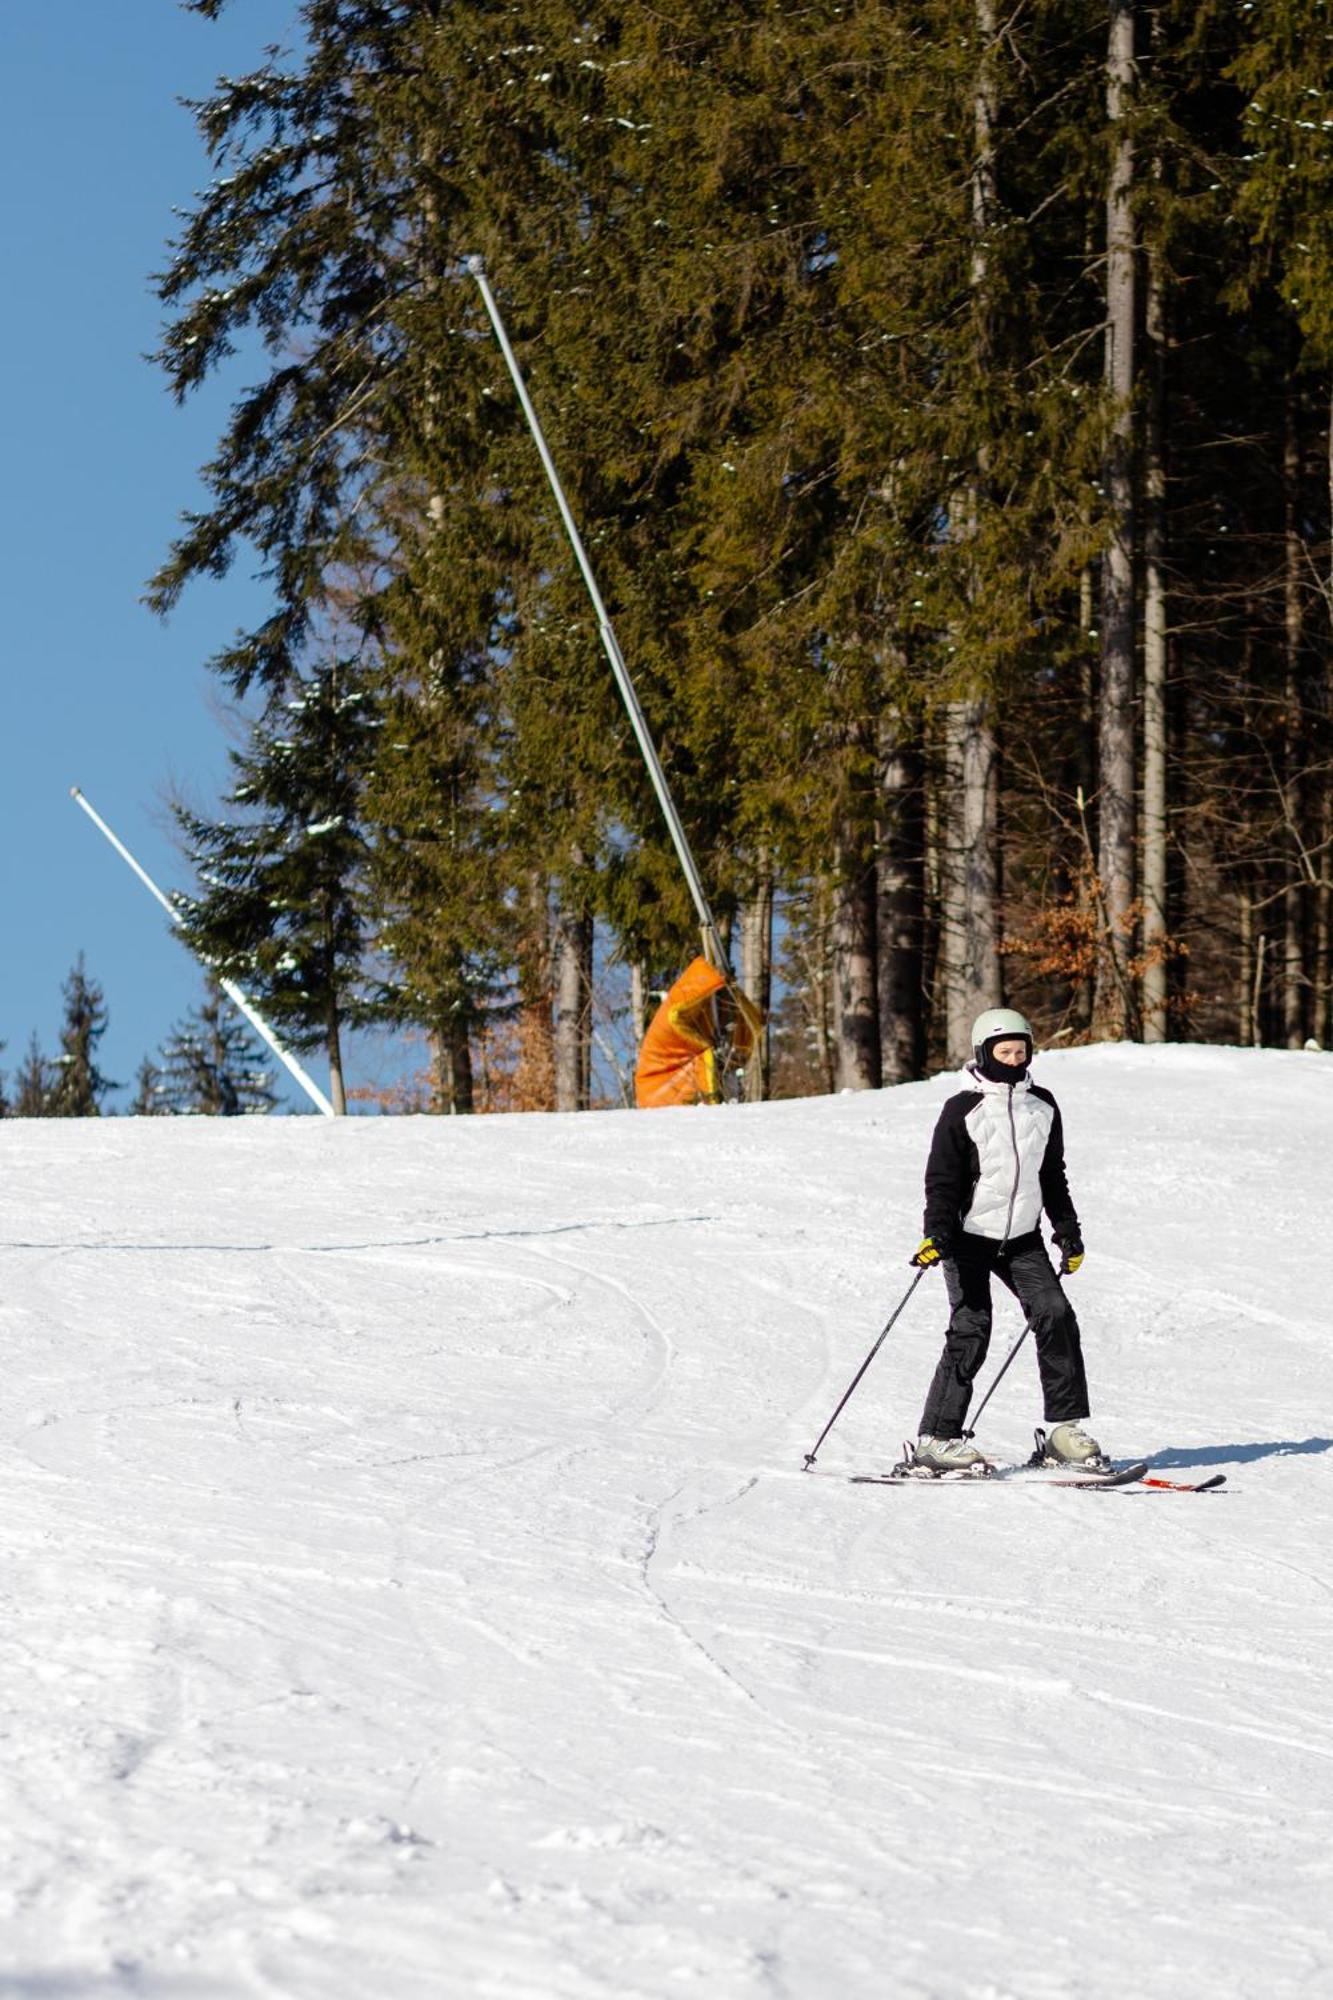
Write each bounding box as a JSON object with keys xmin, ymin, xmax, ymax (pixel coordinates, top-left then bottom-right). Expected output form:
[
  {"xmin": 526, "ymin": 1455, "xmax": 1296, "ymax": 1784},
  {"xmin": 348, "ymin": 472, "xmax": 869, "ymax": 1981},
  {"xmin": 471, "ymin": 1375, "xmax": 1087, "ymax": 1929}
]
[{"xmin": 960, "ymin": 1069, "xmax": 1055, "ymax": 1241}]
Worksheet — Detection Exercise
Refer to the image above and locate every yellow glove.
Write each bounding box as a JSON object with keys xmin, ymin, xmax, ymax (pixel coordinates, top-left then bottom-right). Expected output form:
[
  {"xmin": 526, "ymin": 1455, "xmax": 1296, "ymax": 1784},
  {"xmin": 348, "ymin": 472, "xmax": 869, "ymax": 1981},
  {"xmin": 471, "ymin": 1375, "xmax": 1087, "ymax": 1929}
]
[
  {"xmin": 1056, "ymin": 1233, "xmax": 1085, "ymax": 1277},
  {"xmin": 911, "ymin": 1237, "xmax": 944, "ymax": 1269}
]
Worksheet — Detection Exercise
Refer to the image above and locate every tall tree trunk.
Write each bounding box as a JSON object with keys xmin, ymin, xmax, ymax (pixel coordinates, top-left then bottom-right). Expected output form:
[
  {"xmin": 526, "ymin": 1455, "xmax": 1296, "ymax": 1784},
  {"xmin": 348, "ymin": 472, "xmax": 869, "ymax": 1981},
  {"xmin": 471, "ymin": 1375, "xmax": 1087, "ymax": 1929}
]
[
  {"xmin": 1095, "ymin": 0, "xmax": 1139, "ymax": 1041},
  {"xmin": 451, "ymin": 1018, "xmax": 475, "ymax": 1113},
  {"xmin": 552, "ymin": 895, "xmax": 593, "ymax": 1112},
  {"xmin": 922, "ymin": 729, "xmax": 945, "ymax": 1066},
  {"xmin": 629, "ymin": 963, "xmax": 649, "ymax": 1054},
  {"xmin": 941, "ymin": 3, "xmax": 1002, "ymax": 1071},
  {"xmin": 972, "ymin": 0, "xmax": 997, "ymax": 266},
  {"xmin": 1056, "ymin": 564, "xmax": 1096, "ymax": 1032},
  {"xmin": 802, "ymin": 878, "xmax": 838, "ymax": 1097},
  {"xmin": 1321, "ymin": 382, "xmax": 1333, "ymax": 1047},
  {"xmin": 739, "ymin": 869, "xmax": 774, "ymax": 1101},
  {"xmin": 1283, "ymin": 380, "xmax": 1307, "ymax": 1048},
  {"xmin": 325, "ymin": 1000, "xmax": 347, "ymax": 1117},
  {"xmin": 876, "ymin": 718, "xmax": 925, "ymax": 1083},
  {"xmin": 1141, "ymin": 216, "xmax": 1169, "ymax": 1043},
  {"xmin": 515, "ymin": 869, "xmax": 556, "ymax": 1112},
  {"xmin": 1237, "ymin": 884, "xmax": 1255, "ymax": 1048},
  {"xmin": 1316, "ymin": 788, "xmax": 1332, "ymax": 1048},
  {"xmin": 832, "ymin": 828, "xmax": 880, "ymax": 1092},
  {"xmin": 1078, "ymin": 563, "xmax": 1098, "ymax": 810},
  {"xmin": 1253, "ymin": 930, "xmax": 1270, "ymax": 1049},
  {"xmin": 430, "ymin": 1019, "xmax": 474, "ymax": 1115},
  {"xmin": 943, "ymin": 699, "xmax": 1000, "ymax": 1067}
]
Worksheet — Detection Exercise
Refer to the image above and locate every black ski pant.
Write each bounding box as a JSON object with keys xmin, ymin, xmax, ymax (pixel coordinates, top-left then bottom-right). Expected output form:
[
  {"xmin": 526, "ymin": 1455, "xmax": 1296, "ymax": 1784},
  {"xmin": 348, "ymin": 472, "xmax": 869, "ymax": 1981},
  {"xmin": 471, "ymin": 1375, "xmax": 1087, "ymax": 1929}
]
[{"xmin": 918, "ymin": 1231, "xmax": 1089, "ymax": 1440}]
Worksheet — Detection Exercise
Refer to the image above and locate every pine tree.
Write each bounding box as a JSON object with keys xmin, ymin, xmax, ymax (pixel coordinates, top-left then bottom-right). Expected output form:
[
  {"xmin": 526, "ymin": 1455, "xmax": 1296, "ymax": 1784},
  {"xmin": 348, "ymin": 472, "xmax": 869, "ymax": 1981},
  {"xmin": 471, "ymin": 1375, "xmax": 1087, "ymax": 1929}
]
[
  {"xmin": 47, "ymin": 956, "xmax": 115, "ymax": 1117},
  {"xmin": 174, "ymin": 658, "xmax": 378, "ymax": 1115},
  {"xmin": 150, "ymin": 6, "xmax": 437, "ymax": 696},
  {"xmin": 363, "ymin": 642, "xmax": 510, "ymax": 1115},
  {"xmin": 129, "ymin": 1056, "xmax": 168, "ymax": 1117},
  {"xmin": 12, "ymin": 1035, "xmax": 51, "ymax": 1118},
  {"xmin": 157, "ymin": 981, "xmax": 276, "ymax": 1115}
]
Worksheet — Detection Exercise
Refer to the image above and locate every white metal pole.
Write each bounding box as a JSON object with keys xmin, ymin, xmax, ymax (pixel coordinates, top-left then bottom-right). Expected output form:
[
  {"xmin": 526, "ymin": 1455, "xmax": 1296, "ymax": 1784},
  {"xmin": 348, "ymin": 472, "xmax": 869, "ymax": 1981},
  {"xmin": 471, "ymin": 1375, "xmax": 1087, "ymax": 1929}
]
[
  {"xmin": 70, "ymin": 787, "xmax": 338, "ymax": 1118},
  {"xmin": 467, "ymin": 257, "xmax": 731, "ymax": 977}
]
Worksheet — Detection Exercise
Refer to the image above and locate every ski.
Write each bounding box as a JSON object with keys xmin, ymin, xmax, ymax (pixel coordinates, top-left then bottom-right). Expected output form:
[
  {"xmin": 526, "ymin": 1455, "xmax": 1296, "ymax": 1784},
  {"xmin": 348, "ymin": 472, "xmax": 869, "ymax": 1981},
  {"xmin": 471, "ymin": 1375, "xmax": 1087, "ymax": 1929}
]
[
  {"xmin": 849, "ymin": 1469, "xmax": 993, "ymax": 1485},
  {"xmin": 1019, "ymin": 1459, "xmax": 1149, "ymax": 1489},
  {"xmin": 845, "ymin": 1462, "xmax": 1228, "ymax": 1491},
  {"xmin": 1139, "ymin": 1472, "xmax": 1227, "ymax": 1492},
  {"xmin": 849, "ymin": 1459, "xmax": 1150, "ymax": 1488}
]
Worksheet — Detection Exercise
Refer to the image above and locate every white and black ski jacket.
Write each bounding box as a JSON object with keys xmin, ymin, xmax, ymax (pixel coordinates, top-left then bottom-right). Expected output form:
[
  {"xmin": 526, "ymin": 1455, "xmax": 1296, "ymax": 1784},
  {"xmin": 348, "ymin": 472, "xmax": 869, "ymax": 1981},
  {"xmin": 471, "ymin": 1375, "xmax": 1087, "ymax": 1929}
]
[{"xmin": 922, "ymin": 1066, "xmax": 1080, "ymax": 1253}]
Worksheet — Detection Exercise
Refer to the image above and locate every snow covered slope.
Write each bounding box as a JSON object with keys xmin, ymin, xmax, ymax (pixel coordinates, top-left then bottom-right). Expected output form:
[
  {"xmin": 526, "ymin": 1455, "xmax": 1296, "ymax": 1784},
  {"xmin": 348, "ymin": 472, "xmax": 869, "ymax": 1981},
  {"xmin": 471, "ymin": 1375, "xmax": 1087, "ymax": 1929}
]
[{"xmin": 2, "ymin": 1044, "xmax": 1331, "ymax": 2000}]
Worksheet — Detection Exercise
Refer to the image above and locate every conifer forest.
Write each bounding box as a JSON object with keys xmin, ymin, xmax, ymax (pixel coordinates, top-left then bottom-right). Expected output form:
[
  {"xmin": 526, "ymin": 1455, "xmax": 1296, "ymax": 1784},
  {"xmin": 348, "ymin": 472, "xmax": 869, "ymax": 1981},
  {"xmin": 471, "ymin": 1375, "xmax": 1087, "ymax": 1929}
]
[{"xmin": 141, "ymin": 0, "xmax": 1333, "ymax": 1111}]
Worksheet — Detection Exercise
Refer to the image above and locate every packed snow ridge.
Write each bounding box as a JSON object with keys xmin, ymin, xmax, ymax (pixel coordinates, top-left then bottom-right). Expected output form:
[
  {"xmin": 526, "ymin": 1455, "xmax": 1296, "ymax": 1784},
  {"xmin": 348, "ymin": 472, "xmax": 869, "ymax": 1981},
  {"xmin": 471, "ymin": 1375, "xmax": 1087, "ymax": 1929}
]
[{"xmin": 1, "ymin": 1042, "xmax": 1330, "ymax": 1999}]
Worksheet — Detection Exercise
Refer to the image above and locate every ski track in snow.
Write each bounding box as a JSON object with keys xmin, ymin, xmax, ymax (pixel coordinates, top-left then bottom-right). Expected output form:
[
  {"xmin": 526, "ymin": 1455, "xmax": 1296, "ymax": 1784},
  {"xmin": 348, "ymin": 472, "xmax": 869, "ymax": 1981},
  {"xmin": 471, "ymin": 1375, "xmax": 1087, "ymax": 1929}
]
[{"xmin": 0, "ymin": 1045, "xmax": 1331, "ymax": 1997}]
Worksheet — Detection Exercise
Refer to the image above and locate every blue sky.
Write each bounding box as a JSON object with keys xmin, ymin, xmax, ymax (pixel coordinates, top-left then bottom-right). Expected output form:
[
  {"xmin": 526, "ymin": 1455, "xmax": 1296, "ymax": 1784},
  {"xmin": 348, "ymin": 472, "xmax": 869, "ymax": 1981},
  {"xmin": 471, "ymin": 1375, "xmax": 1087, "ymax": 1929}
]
[{"xmin": 0, "ymin": 4, "xmax": 414, "ymax": 1111}]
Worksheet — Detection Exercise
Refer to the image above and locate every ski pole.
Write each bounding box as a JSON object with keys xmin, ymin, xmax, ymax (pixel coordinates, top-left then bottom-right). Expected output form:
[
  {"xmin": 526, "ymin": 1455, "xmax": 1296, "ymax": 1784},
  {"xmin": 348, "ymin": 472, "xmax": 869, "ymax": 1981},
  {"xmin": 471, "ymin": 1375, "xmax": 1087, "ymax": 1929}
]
[
  {"xmin": 961, "ymin": 1322, "xmax": 1030, "ymax": 1441},
  {"xmin": 802, "ymin": 1268, "xmax": 927, "ymax": 1470}
]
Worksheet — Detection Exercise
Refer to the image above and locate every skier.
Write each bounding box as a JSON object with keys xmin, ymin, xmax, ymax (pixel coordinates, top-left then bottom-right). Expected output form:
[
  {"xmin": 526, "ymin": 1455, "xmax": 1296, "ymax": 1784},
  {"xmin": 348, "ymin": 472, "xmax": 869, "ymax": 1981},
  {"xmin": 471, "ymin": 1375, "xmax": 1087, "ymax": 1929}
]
[{"xmin": 906, "ymin": 1007, "xmax": 1106, "ymax": 1476}]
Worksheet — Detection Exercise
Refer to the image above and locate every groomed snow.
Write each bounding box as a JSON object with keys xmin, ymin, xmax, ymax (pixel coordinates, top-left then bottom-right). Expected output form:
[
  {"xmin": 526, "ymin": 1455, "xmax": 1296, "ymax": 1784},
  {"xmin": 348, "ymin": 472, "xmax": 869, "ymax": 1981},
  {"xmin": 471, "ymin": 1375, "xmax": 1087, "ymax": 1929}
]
[{"xmin": 1, "ymin": 1043, "xmax": 1330, "ymax": 1999}]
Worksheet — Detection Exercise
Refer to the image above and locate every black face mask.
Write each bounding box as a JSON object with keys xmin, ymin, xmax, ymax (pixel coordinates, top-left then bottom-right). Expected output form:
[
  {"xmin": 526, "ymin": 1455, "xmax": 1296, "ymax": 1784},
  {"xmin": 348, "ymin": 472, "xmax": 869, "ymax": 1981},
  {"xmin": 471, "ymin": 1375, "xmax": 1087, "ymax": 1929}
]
[{"xmin": 976, "ymin": 1038, "xmax": 1032, "ymax": 1084}]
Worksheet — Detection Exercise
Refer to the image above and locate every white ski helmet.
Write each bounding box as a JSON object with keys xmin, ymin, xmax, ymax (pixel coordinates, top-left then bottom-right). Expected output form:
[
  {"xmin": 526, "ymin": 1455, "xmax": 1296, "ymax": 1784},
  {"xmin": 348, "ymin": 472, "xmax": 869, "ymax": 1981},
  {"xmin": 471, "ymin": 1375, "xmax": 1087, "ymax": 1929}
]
[{"xmin": 970, "ymin": 1007, "xmax": 1034, "ymax": 1064}]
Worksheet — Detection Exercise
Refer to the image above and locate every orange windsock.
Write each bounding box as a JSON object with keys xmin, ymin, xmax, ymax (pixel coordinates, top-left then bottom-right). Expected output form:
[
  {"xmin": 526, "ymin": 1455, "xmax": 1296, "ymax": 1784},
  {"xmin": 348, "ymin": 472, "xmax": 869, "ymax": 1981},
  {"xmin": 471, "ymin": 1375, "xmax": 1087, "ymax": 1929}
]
[{"xmin": 634, "ymin": 957, "xmax": 762, "ymax": 1108}]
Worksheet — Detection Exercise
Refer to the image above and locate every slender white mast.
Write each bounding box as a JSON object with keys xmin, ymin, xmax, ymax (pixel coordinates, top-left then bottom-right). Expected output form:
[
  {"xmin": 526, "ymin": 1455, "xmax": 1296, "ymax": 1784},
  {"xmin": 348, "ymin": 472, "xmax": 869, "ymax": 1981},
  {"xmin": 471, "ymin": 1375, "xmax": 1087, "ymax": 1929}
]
[
  {"xmin": 467, "ymin": 257, "xmax": 731, "ymax": 977},
  {"xmin": 70, "ymin": 787, "xmax": 337, "ymax": 1119}
]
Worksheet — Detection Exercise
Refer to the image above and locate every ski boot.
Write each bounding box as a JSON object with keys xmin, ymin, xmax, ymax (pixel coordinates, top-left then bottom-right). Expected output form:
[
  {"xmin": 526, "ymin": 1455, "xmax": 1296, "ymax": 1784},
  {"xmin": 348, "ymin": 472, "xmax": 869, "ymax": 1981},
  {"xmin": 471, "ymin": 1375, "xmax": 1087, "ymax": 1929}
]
[
  {"xmin": 1031, "ymin": 1421, "xmax": 1112, "ymax": 1475},
  {"xmin": 894, "ymin": 1434, "xmax": 992, "ymax": 1480}
]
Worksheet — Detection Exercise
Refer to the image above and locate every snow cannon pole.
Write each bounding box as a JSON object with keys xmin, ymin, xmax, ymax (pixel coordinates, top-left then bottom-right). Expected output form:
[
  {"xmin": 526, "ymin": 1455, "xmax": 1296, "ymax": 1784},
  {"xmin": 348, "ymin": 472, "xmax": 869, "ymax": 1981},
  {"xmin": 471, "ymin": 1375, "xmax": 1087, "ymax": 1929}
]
[
  {"xmin": 69, "ymin": 787, "xmax": 337, "ymax": 1119},
  {"xmin": 467, "ymin": 257, "xmax": 731, "ymax": 978},
  {"xmin": 801, "ymin": 1268, "xmax": 928, "ymax": 1471}
]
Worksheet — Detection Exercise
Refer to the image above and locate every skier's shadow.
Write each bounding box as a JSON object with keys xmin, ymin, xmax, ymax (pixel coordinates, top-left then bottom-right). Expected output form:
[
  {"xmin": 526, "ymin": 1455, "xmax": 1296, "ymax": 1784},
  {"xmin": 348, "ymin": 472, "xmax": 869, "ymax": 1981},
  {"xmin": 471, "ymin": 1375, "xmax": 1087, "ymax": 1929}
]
[{"xmin": 1143, "ymin": 1437, "xmax": 1333, "ymax": 1471}]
